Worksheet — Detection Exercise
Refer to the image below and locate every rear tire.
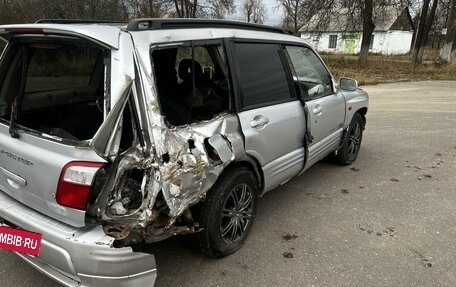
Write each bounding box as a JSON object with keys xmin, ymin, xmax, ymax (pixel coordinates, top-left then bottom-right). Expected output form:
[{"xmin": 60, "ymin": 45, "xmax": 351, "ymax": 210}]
[
  {"xmin": 332, "ymin": 113, "xmax": 364, "ymax": 165},
  {"xmin": 193, "ymin": 167, "xmax": 258, "ymax": 258}
]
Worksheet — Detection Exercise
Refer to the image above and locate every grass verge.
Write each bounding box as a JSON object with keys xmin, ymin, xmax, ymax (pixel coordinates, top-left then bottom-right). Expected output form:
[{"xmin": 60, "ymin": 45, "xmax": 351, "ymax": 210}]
[{"xmin": 321, "ymin": 49, "xmax": 456, "ymax": 86}]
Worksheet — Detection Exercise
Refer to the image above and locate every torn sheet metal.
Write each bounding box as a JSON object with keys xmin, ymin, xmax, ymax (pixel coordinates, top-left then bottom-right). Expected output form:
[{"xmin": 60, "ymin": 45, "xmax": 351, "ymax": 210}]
[
  {"xmin": 153, "ymin": 115, "xmax": 239, "ymax": 218},
  {"xmin": 87, "ymin": 44, "xmax": 259, "ymax": 245},
  {"xmin": 91, "ymin": 80, "xmax": 132, "ymax": 161},
  {"xmin": 208, "ymin": 134, "xmax": 233, "ymax": 163},
  {"xmin": 88, "ymin": 80, "xmax": 248, "ymax": 244}
]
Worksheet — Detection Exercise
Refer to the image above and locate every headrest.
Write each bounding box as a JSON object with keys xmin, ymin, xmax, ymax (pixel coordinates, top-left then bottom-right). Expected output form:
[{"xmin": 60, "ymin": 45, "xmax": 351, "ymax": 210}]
[{"xmin": 178, "ymin": 59, "xmax": 203, "ymax": 82}]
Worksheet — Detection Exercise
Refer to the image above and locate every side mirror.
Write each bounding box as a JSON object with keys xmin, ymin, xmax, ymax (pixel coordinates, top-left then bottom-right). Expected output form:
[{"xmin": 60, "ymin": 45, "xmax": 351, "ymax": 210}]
[{"xmin": 339, "ymin": 77, "xmax": 358, "ymax": 91}]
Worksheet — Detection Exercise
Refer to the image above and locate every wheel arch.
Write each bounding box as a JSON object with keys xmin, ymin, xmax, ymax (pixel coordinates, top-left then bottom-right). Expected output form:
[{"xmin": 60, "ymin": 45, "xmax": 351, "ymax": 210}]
[
  {"xmin": 357, "ymin": 107, "xmax": 368, "ymax": 127},
  {"xmin": 220, "ymin": 158, "xmax": 264, "ymax": 193}
]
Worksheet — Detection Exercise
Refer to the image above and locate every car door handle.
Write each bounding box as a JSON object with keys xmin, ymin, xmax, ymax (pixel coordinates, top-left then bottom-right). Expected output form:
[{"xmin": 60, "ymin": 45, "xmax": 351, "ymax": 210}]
[
  {"xmin": 313, "ymin": 106, "xmax": 323, "ymax": 115},
  {"xmin": 0, "ymin": 166, "xmax": 27, "ymax": 187},
  {"xmin": 250, "ymin": 115, "xmax": 269, "ymax": 128}
]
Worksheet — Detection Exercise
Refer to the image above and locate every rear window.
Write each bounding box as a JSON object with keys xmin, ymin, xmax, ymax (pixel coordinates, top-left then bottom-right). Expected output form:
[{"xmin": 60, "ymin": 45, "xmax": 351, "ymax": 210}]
[{"xmin": 0, "ymin": 38, "xmax": 106, "ymax": 142}]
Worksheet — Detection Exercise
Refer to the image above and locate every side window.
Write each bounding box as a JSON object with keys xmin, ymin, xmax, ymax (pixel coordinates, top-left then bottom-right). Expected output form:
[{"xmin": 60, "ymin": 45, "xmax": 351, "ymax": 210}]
[
  {"xmin": 233, "ymin": 43, "xmax": 292, "ymax": 109},
  {"xmin": 151, "ymin": 42, "xmax": 230, "ymax": 126},
  {"xmin": 284, "ymin": 46, "xmax": 333, "ymax": 99}
]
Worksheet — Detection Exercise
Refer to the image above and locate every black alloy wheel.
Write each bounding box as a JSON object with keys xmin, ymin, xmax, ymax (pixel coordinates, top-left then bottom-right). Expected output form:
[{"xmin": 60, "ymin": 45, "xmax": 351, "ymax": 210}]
[
  {"xmin": 193, "ymin": 167, "xmax": 258, "ymax": 257},
  {"xmin": 331, "ymin": 112, "xmax": 364, "ymax": 165},
  {"xmin": 219, "ymin": 183, "xmax": 254, "ymax": 245}
]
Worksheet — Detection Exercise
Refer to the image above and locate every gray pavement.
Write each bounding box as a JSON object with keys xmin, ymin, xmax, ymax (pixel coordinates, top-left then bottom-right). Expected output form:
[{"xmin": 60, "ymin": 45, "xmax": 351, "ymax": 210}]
[{"xmin": 1, "ymin": 81, "xmax": 456, "ymax": 286}]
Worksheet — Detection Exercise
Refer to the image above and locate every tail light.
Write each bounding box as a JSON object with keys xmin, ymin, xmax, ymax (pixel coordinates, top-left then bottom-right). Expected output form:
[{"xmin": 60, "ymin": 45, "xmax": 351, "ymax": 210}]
[{"xmin": 56, "ymin": 162, "xmax": 104, "ymax": 210}]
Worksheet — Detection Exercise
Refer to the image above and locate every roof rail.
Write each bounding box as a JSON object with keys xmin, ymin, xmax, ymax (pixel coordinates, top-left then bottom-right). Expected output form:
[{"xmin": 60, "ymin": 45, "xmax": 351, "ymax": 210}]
[
  {"xmin": 35, "ymin": 19, "xmax": 127, "ymax": 25},
  {"xmin": 126, "ymin": 18, "xmax": 295, "ymax": 35}
]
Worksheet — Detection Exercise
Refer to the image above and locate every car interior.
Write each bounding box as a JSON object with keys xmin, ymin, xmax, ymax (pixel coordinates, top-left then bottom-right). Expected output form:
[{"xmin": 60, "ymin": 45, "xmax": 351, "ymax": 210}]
[
  {"xmin": 151, "ymin": 43, "xmax": 230, "ymax": 126},
  {"xmin": 0, "ymin": 38, "xmax": 106, "ymax": 141}
]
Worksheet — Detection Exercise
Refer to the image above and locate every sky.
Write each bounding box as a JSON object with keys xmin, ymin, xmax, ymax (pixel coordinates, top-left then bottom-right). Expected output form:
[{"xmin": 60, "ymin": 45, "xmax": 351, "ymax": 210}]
[{"xmin": 226, "ymin": 0, "xmax": 284, "ymax": 26}]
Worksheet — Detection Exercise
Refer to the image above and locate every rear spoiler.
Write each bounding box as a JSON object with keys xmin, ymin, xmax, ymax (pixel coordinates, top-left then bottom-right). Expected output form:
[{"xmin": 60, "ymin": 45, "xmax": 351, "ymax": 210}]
[{"xmin": 0, "ymin": 24, "xmax": 121, "ymax": 50}]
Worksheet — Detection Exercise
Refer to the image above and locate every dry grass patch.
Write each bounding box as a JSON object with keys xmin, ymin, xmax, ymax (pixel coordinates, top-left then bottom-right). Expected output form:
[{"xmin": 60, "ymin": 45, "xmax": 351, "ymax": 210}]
[{"xmin": 321, "ymin": 50, "xmax": 456, "ymax": 85}]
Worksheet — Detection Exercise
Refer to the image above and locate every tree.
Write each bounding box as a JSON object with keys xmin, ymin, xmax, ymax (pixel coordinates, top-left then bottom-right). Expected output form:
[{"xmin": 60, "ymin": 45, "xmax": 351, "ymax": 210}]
[
  {"xmin": 172, "ymin": 0, "xmax": 235, "ymax": 18},
  {"xmin": 440, "ymin": 0, "xmax": 456, "ymax": 62},
  {"xmin": 412, "ymin": 0, "xmax": 439, "ymax": 63},
  {"xmin": 427, "ymin": 0, "xmax": 448, "ymax": 48},
  {"xmin": 292, "ymin": 0, "xmax": 403, "ymax": 62},
  {"xmin": 277, "ymin": 0, "xmax": 335, "ymax": 34},
  {"xmin": 359, "ymin": 0, "xmax": 375, "ymax": 62},
  {"xmin": 242, "ymin": 0, "xmax": 267, "ymax": 24},
  {"xmin": 0, "ymin": 0, "xmax": 127, "ymax": 24},
  {"xmin": 0, "ymin": 0, "xmax": 235, "ymax": 24},
  {"xmin": 330, "ymin": 1, "xmax": 402, "ymax": 63},
  {"xmin": 122, "ymin": 0, "xmax": 170, "ymax": 18},
  {"xmin": 206, "ymin": 0, "xmax": 235, "ymax": 19},
  {"xmin": 278, "ymin": 0, "xmax": 304, "ymax": 34},
  {"xmin": 173, "ymin": 0, "xmax": 198, "ymax": 18}
]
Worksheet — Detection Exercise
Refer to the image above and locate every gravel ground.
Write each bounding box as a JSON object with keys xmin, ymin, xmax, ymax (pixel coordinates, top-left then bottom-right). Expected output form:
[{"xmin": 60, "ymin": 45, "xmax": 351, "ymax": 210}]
[{"xmin": 1, "ymin": 81, "xmax": 455, "ymax": 287}]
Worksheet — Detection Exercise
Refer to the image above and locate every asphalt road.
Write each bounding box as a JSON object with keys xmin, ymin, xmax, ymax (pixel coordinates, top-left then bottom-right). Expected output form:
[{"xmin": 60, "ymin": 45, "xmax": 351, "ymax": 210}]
[{"xmin": 1, "ymin": 81, "xmax": 456, "ymax": 287}]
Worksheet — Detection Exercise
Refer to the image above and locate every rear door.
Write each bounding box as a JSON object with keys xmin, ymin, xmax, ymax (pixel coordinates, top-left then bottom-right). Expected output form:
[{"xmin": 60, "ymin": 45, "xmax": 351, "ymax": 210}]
[
  {"xmin": 228, "ymin": 41, "xmax": 306, "ymax": 191},
  {"xmin": 283, "ymin": 45, "xmax": 346, "ymax": 168},
  {"xmin": 0, "ymin": 34, "xmax": 110, "ymax": 227}
]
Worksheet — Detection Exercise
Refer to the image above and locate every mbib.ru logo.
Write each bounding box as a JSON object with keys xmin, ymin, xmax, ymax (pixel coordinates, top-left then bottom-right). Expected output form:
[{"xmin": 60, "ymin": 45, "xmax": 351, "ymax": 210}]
[{"xmin": 0, "ymin": 226, "xmax": 42, "ymax": 256}]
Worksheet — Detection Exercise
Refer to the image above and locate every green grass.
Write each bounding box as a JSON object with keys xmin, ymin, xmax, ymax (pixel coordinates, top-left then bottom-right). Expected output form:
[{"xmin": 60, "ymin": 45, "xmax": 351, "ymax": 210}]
[{"xmin": 321, "ymin": 49, "xmax": 456, "ymax": 86}]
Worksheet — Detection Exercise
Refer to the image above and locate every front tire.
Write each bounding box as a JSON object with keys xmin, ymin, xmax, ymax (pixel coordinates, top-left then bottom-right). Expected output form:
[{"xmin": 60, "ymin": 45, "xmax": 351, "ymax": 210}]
[
  {"xmin": 332, "ymin": 112, "xmax": 364, "ymax": 165},
  {"xmin": 193, "ymin": 167, "xmax": 258, "ymax": 258}
]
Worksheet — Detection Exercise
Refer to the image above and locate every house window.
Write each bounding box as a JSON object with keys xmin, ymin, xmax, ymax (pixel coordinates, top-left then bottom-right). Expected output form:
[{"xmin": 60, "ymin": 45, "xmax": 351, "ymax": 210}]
[
  {"xmin": 329, "ymin": 35, "xmax": 337, "ymax": 49},
  {"xmin": 369, "ymin": 35, "xmax": 374, "ymax": 50}
]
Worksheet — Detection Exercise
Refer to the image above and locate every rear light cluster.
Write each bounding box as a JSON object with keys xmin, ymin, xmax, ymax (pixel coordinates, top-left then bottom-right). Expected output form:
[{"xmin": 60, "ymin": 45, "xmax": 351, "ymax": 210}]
[{"xmin": 56, "ymin": 162, "xmax": 104, "ymax": 210}]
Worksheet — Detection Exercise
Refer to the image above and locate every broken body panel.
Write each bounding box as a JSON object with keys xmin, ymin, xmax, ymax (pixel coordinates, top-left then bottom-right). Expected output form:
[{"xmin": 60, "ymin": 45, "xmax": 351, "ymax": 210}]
[
  {"xmin": 0, "ymin": 24, "xmax": 368, "ymax": 247},
  {"xmin": 0, "ymin": 25, "xmax": 158, "ymax": 286},
  {"xmin": 87, "ymin": 28, "xmax": 369, "ymax": 245},
  {"xmin": 0, "ymin": 20, "xmax": 369, "ymax": 287},
  {"xmin": 88, "ymin": 29, "xmax": 256, "ymax": 243}
]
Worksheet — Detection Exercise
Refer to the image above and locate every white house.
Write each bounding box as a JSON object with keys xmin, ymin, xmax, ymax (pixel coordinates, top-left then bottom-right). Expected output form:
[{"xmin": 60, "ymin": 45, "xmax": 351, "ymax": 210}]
[{"xmin": 299, "ymin": 7, "xmax": 415, "ymax": 55}]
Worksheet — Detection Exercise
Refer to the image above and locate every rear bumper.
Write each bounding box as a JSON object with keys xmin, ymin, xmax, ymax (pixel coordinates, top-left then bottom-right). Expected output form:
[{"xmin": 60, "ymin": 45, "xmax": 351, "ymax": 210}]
[{"xmin": 0, "ymin": 190, "xmax": 157, "ymax": 287}]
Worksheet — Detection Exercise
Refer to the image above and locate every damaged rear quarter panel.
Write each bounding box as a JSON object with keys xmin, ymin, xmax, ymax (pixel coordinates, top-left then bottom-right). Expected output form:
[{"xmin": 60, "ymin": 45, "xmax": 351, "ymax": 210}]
[
  {"xmin": 155, "ymin": 114, "xmax": 243, "ymax": 218},
  {"xmin": 89, "ymin": 35, "xmax": 253, "ymax": 244}
]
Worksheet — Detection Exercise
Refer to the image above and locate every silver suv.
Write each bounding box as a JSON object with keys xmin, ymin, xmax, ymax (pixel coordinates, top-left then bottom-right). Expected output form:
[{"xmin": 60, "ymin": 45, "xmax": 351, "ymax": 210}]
[{"xmin": 0, "ymin": 19, "xmax": 368, "ymax": 286}]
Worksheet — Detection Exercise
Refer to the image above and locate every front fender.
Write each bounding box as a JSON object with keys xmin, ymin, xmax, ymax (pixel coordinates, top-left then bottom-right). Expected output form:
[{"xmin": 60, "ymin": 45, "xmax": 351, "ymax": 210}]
[{"xmin": 340, "ymin": 88, "xmax": 369, "ymax": 126}]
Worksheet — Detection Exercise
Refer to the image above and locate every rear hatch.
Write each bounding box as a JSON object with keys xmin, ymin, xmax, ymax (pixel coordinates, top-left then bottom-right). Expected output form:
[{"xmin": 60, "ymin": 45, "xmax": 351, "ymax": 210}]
[{"xmin": 0, "ymin": 26, "xmax": 117, "ymax": 227}]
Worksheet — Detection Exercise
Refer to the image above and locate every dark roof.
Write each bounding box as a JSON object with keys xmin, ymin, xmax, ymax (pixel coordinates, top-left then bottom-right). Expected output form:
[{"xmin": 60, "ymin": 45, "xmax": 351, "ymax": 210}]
[
  {"xmin": 126, "ymin": 18, "xmax": 295, "ymax": 35},
  {"xmin": 299, "ymin": 7, "xmax": 414, "ymax": 33},
  {"xmin": 35, "ymin": 19, "xmax": 127, "ymax": 25},
  {"xmin": 34, "ymin": 18, "xmax": 296, "ymax": 35}
]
